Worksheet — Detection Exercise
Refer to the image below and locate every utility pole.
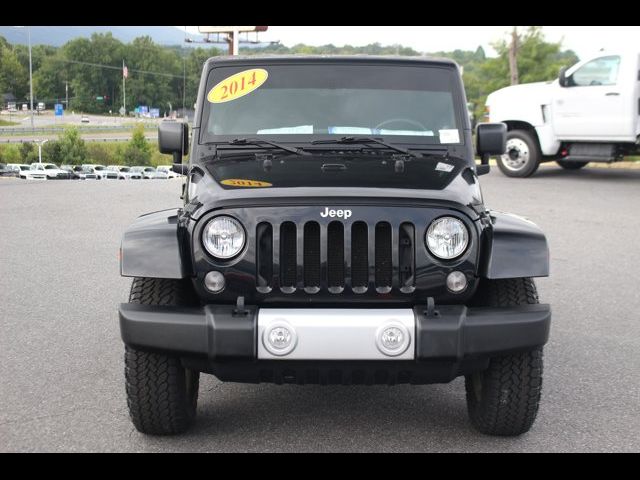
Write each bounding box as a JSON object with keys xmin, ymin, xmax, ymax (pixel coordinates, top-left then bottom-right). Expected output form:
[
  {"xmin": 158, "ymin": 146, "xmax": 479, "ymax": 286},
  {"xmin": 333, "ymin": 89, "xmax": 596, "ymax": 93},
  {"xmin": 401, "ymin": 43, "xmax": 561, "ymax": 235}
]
[
  {"xmin": 28, "ymin": 26, "xmax": 34, "ymax": 129},
  {"xmin": 508, "ymin": 27, "xmax": 519, "ymax": 86},
  {"xmin": 65, "ymin": 81, "xmax": 68, "ymax": 112},
  {"xmin": 122, "ymin": 59, "xmax": 127, "ymax": 117}
]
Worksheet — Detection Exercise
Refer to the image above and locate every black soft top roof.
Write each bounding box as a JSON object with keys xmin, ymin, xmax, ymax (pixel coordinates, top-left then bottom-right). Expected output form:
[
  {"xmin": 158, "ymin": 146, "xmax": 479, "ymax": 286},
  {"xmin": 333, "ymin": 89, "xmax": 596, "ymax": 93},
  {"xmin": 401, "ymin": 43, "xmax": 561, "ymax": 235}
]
[{"xmin": 205, "ymin": 54, "xmax": 459, "ymax": 69}]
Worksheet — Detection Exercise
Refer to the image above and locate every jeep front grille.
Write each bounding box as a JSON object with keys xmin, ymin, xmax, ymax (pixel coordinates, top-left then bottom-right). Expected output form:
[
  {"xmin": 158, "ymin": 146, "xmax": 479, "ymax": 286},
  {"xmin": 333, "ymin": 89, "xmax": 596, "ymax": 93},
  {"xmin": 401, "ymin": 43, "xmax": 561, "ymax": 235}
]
[{"xmin": 256, "ymin": 220, "xmax": 416, "ymax": 294}]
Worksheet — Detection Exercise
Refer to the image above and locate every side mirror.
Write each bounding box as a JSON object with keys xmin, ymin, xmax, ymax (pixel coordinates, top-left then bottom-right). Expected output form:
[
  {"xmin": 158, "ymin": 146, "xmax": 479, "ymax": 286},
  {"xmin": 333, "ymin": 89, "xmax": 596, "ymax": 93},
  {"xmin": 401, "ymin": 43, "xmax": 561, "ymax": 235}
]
[
  {"xmin": 476, "ymin": 122, "xmax": 506, "ymax": 157},
  {"xmin": 158, "ymin": 121, "xmax": 189, "ymax": 157},
  {"xmin": 558, "ymin": 66, "xmax": 569, "ymax": 87},
  {"xmin": 475, "ymin": 122, "xmax": 507, "ymax": 174}
]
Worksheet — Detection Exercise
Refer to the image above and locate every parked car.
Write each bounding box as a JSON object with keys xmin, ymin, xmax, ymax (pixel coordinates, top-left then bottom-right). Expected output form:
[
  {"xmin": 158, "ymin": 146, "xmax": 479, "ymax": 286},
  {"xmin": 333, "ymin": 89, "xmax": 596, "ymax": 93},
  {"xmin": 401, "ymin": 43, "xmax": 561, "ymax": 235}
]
[
  {"xmin": 101, "ymin": 166, "xmax": 120, "ymax": 180},
  {"xmin": 0, "ymin": 163, "xmax": 10, "ymax": 177},
  {"xmin": 137, "ymin": 166, "xmax": 167, "ymax": 179},
  {"xmin": 29, "ymin": 163, "xmax": 70, "ymax": 180},
  {"xmin": 155, "ymin": 165, "xmax": 182, "ymax": 179},
  {"xmin": 106, "ymin": 165, "xmax": 140, "ymax": 180},
  {"xmin": 82, "ymin": 164, "xmax": 109, "ymax": 179},
  {"xmin": 118, "ymin": 54, "xmax": 551, "ymax": 437},
  {"xmin": 485, "ymin": 49, "xmax": 640, "ymax": 177},
  {"xmin": 60, "ymin": 165, "xmax": 82, "ymax": 180},
  {"xmin": 76, "ymin": 166, "xmax": 100, "ymax": 180},
  {"xmin": 6, "ymin": 164, "xmax": 33, "ymax": 178},
  {"xmin": 81, "ymin": 115, "xmax": 90, "ymax": 123}
]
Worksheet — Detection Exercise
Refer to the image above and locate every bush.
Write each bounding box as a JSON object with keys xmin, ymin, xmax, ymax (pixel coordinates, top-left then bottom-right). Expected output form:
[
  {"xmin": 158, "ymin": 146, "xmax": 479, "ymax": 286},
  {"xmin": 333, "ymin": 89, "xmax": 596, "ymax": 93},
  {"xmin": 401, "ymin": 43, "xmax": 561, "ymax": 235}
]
[
  {"xmin": 42, "ymin": 141, "xmax": 63, "ymax": 165},
  {"xmin": 0, "ymin": 144, "xmax": 21, "ymax": 163},
  {"xmin": 58, "ymin": 127, "xmax": 87, "ymax": 165},
  {"xmin": 19, "ymin": 142, "xmax": 38, "ymax": 163},
  {"xmin": 86, "ymin": 143, "xmax": 116, "ymax": 165},
  {"xmin": 122, "ymin": 124, "xmax": 151, "ymax": 166}
]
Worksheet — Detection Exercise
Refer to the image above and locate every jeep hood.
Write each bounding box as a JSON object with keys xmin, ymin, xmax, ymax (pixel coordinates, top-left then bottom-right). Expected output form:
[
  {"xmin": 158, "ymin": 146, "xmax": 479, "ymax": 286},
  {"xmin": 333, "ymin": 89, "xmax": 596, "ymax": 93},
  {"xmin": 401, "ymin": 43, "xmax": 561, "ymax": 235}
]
[
  {"xmin": 196, "ymin": 154, "xmax": 483, "ymax": 215},
  {"xmin": 206, "ymin": 154, "xmax": 465, "ymax": 191}
]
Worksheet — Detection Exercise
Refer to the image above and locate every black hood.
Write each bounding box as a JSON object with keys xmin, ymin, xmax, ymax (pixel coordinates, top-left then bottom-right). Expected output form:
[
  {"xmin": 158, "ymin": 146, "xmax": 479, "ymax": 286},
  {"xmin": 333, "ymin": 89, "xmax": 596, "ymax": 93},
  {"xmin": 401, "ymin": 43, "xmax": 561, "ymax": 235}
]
[{"xmin": 205, "ymin": 153, "xmax": 464, "ymax": 191}]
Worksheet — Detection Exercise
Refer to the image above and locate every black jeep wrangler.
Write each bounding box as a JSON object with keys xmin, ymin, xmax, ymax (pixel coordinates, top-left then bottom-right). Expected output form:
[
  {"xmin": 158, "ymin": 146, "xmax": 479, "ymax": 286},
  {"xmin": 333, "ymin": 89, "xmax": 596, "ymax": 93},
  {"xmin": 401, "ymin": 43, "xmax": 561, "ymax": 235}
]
[{"xmin": 119, "ymin": 55, "xmax": 550, "ymax": 437}]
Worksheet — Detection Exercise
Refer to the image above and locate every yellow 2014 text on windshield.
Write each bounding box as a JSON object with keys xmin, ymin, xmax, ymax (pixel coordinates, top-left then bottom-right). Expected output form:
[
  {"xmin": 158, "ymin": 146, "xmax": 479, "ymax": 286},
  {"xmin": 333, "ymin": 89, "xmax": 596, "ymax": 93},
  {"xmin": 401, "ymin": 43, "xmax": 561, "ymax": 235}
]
[{"xmin": 207, "ymin": 69, "xmax": 269, "ymax": 103}]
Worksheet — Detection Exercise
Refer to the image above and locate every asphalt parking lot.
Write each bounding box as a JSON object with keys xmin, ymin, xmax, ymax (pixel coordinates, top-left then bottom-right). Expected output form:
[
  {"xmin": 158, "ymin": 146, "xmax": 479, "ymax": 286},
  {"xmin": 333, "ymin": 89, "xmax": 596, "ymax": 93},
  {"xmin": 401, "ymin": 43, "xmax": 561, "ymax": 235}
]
[{"xmin": 1, "ymin": 167, "xmax": 639, "ymax": 452}]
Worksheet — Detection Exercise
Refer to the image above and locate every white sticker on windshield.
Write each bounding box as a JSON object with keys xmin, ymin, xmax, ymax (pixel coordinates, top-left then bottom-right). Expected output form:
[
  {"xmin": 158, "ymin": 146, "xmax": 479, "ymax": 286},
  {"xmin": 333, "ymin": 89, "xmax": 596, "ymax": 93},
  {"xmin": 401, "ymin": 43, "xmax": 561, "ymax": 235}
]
[
  {"xmin": 257, "ymin": 125, "xmax": 313, "ymax": 134},
  {"xmin": 435, "ymin": 162, "xmax": 455, "ymax": 172},
  {"xmin": 438, "ymin": 129, "xmax": 460, "ymax": 144},
  {"xmin": 328, "ymin": 126, "xmax": 373, "ymax": 134}
]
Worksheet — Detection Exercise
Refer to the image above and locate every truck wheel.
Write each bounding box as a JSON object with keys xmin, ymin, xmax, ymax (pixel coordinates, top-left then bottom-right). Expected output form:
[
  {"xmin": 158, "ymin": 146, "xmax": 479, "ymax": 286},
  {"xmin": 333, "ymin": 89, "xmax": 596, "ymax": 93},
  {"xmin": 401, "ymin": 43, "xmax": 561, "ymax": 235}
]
[
  {"xmin": 465, "ymin": 278, "xmax": 544, "ymax": 436},
  {"xmin": 556, "ymin": 160, "xmax": 588, "ymax": 170},
  {"xmin": 124, "ymin": 277, "xmax": 200, "ymax": 435},
  {"xmin": 496, "ymin": 130, "xmax": 541, "ymax": 178}
]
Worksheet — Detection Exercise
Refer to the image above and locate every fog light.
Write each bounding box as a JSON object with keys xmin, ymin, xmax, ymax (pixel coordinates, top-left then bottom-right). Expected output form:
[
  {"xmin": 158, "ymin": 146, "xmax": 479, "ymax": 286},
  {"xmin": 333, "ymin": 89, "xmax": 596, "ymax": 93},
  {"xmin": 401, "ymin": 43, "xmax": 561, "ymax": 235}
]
[
  {"xmin": 263, "ymin": 321, "xmax": 297, "ymax": 356},
  {"xmin": 446, "ymin": 271, "xmax": 467, "ymax": 293},
  {"xmin": 375, "ymin": 322, "xmax": 410, "ymax": 357},
  {"xmin": 204, "ymin": 271, "xmax": 226, "ymax": 293}
]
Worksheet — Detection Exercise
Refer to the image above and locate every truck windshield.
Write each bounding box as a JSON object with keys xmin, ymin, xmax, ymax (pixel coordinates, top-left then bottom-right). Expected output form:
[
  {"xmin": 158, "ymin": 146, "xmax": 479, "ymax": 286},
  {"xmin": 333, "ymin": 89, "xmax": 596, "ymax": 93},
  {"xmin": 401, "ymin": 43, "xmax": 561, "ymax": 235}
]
[{"xmin": 201, "ymin": 62, "xmax": 463, "ymax": 146}]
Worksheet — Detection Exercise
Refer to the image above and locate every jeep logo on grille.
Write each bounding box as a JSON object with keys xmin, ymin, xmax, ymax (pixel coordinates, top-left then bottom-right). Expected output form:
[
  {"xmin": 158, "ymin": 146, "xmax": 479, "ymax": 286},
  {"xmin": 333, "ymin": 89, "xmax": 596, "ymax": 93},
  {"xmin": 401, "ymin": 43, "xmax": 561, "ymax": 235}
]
[{"xmin": 320, "ymin": 207, "xmax": 352, "ymax": 219}]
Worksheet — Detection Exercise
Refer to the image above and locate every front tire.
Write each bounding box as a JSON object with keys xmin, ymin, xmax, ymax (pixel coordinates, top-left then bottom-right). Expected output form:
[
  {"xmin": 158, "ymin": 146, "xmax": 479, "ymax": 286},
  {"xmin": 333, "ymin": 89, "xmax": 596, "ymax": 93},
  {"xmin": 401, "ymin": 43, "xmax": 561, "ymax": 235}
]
[
  {"xmin": 496, "ymin": 130, "xmax": 541, "ymax": 178},
  {"xmin": 465, "ymin": 278, "xmax": 544, "ymax": 436},
  {"xmin": 124, "ymin": 277, "xmax": 200, "ymax": 435}
]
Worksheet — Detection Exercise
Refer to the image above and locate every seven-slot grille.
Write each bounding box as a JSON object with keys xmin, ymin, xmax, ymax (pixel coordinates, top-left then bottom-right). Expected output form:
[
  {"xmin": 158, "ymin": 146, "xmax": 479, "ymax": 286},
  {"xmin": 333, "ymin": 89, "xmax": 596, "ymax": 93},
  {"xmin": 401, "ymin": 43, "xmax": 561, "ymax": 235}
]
[{"xmin": 256, "ymin": 220, "xmax": 416, "ymax": 294}]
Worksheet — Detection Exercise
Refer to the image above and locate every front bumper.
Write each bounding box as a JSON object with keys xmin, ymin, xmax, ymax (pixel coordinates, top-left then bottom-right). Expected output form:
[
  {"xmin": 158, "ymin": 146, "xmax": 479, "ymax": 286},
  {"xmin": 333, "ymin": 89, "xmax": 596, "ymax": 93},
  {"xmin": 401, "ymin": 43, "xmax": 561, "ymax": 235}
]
[{"xmin": 119, "ymin": 303, "xmax": 550, "ymax": 383}]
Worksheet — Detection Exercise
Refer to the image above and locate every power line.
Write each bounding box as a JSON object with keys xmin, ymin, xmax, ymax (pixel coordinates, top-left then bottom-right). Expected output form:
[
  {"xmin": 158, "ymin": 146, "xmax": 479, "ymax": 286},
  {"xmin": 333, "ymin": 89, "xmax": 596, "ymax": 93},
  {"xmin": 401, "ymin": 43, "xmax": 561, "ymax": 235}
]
[{"xmin": 51, "ymin": 58, "xmax": 200, "ymax": 80}]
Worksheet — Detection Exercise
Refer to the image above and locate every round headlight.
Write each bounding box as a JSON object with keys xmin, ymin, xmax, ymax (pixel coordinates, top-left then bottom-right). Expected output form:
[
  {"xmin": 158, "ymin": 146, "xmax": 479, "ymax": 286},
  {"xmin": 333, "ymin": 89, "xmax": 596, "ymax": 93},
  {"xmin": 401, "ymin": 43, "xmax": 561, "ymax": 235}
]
[
  {"xmin": 426, "ymin": 217, "xmax": 469, "ymax": 259},
  {"xmin": 202, "ymin": 216, "xmax": 246, "ymax": 259}
]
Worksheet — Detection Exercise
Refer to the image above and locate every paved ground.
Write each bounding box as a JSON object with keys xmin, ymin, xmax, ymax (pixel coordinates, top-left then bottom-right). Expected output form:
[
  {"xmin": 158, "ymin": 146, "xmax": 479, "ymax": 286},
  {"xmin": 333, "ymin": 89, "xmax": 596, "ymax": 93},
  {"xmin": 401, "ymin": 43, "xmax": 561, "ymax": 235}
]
[{"xmin": 1, "ymin": 166, "xmax": 639, "ymax": 452}]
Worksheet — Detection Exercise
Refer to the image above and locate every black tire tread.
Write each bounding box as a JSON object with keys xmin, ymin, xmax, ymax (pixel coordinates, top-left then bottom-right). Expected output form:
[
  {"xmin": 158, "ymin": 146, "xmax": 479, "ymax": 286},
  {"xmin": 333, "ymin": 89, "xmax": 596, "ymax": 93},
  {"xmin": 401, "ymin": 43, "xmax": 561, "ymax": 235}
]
[
  {"xmin": 125, "ymin": 346, "xmax": 198, "ymax": 435},
  {"xmin": 556, "ymin": 160, "xmax": 588, "ymax": 170},
  {"xmin": 465, "ymin": 277, "xmax": 544, "ymax": 436},
  {"xmin": 125, "ymin": 277, "xmax": 199, "ymax": 435}
]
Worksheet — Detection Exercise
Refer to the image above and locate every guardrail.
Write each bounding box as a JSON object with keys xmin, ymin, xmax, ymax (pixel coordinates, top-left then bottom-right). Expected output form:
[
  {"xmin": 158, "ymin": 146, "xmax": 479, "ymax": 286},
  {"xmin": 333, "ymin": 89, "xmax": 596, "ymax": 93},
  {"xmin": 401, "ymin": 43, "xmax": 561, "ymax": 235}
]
[
  {"xmin": 0, "ymin": 124, "xmax": 159, "ymax": 134},
  {"xmin": 1, "ymin": 135, "xmax": 158, "ymax": 144}
]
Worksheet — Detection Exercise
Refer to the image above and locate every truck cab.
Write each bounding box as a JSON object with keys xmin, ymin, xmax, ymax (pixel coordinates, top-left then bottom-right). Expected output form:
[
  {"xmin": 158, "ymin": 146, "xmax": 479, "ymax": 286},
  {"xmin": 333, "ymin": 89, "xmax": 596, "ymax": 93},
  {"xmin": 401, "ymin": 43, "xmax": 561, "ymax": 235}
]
[
  {"xmin": 486, "ymin": 50, "xmax": 640, "ymax": 176},
  {"xmin": 118, "ymin": 55, "xmax": 551, "ymax": 437}
]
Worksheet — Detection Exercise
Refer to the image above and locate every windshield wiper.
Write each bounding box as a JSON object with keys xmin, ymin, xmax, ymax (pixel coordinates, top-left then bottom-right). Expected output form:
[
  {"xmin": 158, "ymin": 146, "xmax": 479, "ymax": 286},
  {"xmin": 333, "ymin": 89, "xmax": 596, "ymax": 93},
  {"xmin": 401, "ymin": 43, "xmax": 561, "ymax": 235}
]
[
  {"xmin": 311, "ymin": 136, "xmax": 423, "ymax": 158},
  {"xmin": 225, "ymin": 138, "xmax": 311, "ymax": 156}
]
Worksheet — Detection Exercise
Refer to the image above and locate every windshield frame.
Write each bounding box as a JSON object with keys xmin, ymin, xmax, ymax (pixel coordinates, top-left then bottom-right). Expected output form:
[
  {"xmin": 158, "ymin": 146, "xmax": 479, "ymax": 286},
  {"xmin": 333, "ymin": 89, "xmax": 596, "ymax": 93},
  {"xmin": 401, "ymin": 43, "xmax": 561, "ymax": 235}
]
[{"xmin": 197, "ymin": 57, "xmax": 469, "ymax": 151}]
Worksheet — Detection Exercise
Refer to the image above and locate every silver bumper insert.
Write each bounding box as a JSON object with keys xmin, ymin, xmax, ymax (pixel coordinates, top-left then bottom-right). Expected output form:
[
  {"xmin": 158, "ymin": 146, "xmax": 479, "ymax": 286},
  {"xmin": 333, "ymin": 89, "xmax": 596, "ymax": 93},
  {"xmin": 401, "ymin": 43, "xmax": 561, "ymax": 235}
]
[{"xmin": 257, "ymin": 308, "xmax": 415, "ymax": 360}]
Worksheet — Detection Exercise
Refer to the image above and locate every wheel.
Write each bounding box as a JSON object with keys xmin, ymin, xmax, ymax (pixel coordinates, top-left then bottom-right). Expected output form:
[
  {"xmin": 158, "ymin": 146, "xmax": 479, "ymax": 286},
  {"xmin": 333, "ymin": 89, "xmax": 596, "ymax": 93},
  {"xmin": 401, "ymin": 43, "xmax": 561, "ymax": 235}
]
[
  {"xmin": 495, "ymin": 130, "xmax": 541, "ymax": 178},
  {"xmin": 556, "ymin": 160, "xmax": 588, "ymax": 170},
  {"xmin": 124, "ymin": 277, "xmax": 200, "ymax": 435},
  {"xmin": 465, "ymin": 278, "xmax": 544, "ymax": 436}
]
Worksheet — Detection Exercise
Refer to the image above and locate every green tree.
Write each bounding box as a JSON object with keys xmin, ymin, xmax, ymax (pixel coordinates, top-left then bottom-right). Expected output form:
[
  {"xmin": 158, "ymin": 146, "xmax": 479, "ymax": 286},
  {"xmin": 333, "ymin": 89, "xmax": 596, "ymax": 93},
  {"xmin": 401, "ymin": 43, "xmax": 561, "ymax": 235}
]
[
  {"xmin": 58, "ymin": 127, "xmax": 87, "ymax": 165},
  {"xmin": 86, "ymin": 143, "xmax": 115, "ymax": 165},
  {"xmin": 42, "ymin": 140, "xmax": 63, "ymax": 165},
  {"xmin": 122, "ymin": 124, "xmax": 151, "ymax": 166},
  {"xmin": 474, "ymin": 27, "xmax": 579, "ymax": 116},
  {"xmin": 19, "ymin": 142, "xmax": 38, "ymax": 163},
  {"xmin": 0, "ymin": 39, "xmax": 29, "ymax": 100}
]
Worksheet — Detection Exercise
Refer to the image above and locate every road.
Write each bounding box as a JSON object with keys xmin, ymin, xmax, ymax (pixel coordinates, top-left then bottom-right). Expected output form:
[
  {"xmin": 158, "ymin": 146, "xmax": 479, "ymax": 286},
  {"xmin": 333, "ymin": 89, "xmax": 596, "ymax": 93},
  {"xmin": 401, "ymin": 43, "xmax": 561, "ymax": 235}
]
[{"xmin": 1, "ymin": 167, "xmax": 639, "ymax": 452}]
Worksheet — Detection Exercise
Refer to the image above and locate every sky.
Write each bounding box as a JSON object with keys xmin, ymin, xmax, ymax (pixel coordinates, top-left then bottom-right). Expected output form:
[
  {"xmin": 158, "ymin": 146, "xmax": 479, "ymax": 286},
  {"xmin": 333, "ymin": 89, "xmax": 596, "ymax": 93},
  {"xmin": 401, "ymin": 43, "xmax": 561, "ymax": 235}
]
[{"xmin": 182, "ymin": 26, "xmax": 639, "ymax": 60}]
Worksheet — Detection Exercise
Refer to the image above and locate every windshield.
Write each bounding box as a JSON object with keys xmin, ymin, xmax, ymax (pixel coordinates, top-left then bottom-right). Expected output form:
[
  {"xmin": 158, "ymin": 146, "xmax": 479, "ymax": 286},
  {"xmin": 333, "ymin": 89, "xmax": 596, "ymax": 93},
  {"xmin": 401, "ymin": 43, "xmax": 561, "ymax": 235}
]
[
  {"xmin": 119, "ymin": 167, "xmax": 130, "ymax": 172},
  {"xmin": 201, "ymin": 62, "xmax": 463, "ymax": 145},
  {"xmin": 44, "ymin": 165, "xmax": 57, "ymax": 169}
]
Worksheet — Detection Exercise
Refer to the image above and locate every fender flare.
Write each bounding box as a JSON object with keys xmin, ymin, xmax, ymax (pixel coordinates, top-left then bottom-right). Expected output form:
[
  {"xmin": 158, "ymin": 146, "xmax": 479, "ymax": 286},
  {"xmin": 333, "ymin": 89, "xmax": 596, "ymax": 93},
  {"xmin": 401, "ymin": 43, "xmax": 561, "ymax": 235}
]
[
  {"xmin": 120, "ymin": 209, "xmax": 189, "ymax": 279},
  {"xmin": 480, "ymin": 211, "xmax": 549, "ymax": 279}
]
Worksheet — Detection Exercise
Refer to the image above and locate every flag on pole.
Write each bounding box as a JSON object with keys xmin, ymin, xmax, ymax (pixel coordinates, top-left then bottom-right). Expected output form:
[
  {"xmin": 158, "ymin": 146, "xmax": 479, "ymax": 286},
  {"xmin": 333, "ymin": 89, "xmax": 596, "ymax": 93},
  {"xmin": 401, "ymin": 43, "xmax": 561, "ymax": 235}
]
[{"xmin": 123, "ymin": 61, "xmax": 128, "ymax": 79}]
